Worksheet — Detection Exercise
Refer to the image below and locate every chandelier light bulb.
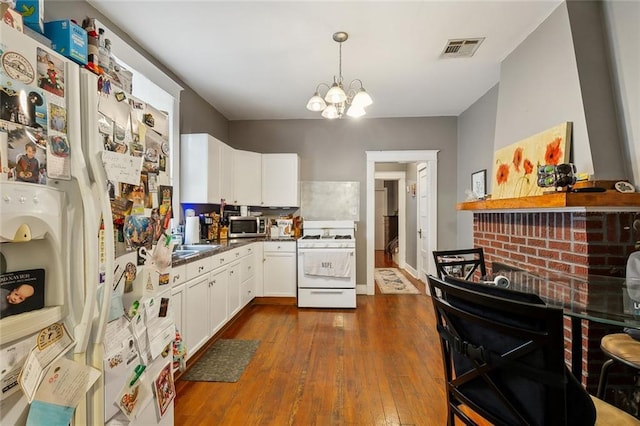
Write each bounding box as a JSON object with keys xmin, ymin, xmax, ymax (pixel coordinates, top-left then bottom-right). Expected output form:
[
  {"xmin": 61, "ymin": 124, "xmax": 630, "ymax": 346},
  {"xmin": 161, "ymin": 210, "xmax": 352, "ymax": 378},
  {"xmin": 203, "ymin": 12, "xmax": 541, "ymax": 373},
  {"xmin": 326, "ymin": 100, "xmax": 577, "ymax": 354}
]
[
  {"xmin": 306, "ymin": 93, "xmax": 327, "ymax": 112},
  {"xmin": 351, "ymin": 88, "xmax": 373, "ymax": 108},
  {"xmin": 321, "ymin": 104, "xmax": 339, "ymax": 119},
  {"xmin": 325, "ymin": 83, "xmax": 347, "ymax": 104},
  {"xmin": 346, "ymin": 105, "xmax": 366, "ymax": 118}
]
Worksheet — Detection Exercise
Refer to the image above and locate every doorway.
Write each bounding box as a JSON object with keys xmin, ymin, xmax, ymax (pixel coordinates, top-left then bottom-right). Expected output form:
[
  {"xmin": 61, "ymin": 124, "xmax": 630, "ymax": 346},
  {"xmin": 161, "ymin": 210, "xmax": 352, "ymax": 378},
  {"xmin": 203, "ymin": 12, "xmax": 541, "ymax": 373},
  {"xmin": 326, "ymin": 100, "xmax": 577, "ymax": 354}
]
[
  {"xmin": 365, "ymin": 151, "xmax": 438, "ymax": 295},
  {"xmin": 375, "ymin": 172, "xmax": 406, "ymax": 269}
]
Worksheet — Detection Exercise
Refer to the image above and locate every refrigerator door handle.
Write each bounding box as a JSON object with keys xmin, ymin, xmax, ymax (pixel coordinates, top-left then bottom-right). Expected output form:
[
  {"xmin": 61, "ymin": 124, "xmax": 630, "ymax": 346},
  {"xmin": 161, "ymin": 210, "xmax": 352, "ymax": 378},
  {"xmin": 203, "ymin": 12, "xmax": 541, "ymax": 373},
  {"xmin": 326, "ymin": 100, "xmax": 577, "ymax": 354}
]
[
  {"xmin": 81, "ymin": 71, "xmax": 116, "ymax": 348},
  {"xmin": 68, "ymin": 64, "xmax": 99, "ymax": 354}
]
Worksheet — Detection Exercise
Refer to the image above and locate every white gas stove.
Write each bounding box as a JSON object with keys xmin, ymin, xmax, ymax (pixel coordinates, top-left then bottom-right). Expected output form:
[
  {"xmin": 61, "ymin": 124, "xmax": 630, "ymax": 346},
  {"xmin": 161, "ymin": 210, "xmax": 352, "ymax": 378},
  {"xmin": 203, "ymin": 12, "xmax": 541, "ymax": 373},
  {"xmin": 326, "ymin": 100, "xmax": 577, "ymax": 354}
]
[
  {"xmin": 297, "ymin": 220, "xmax": 356, "ymax": 249},
  {"xmin": 297, "ymin": 220, "xmax": 356, "ymax": 308}
]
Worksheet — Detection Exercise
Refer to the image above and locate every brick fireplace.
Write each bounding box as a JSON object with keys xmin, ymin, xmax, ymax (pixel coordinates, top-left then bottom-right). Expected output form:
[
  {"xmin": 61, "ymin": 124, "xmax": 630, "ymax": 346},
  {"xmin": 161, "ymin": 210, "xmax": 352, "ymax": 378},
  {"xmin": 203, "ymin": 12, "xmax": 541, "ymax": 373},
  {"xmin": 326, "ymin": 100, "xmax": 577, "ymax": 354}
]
[{"xmin": 472, "ymin": 209, "xmax": 640, "ymax": 392}]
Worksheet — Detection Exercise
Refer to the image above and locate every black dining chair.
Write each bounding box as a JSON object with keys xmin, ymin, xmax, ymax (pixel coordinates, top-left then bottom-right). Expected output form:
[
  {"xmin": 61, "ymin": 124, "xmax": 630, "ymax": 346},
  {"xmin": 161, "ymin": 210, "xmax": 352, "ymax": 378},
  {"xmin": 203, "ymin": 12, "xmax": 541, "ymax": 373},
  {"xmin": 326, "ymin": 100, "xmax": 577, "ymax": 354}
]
[
  {"xmin": 432, "ymin": 248, "xmax": 487, "ymax": 280},
  {"xmin": 426, "ymin": 274, "xmax": 639, "ymax": 425}
]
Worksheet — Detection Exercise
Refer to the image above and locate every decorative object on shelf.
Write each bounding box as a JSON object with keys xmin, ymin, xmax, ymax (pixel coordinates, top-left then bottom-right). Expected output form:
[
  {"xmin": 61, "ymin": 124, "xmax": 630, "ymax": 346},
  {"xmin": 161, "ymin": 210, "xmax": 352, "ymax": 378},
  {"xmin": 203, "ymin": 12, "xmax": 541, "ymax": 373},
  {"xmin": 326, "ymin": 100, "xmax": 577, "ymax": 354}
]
[
  {"xmin": 615, "ymin": 181, "xmax": 636, "ymax": 193},
  {"xmin": 537, "ymin": 163, "xmax": 577, "ymax": 190},
  {"xmin": 471, "ymin": 169, "xmax": 487, "ymax": 199},
  {"xmin": 305, "ymin": 31, "xmax": 372, "ymax": 119},
  {"xmin": 492, "ymin": 122, "xmax": 572, "ymax": 199}
]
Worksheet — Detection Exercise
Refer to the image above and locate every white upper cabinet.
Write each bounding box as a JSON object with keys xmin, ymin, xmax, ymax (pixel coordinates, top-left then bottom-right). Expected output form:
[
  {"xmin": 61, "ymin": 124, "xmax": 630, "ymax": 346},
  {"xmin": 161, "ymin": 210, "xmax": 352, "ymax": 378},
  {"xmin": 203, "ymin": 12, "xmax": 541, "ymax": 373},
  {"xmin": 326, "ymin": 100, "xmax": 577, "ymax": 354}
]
[
  {"xmin": 220, "ymin": 142, "xmax": 235, "ymax": 203},
  {"xmin": 234, "ymin": 150, "xmax": 262, "ymax": 206},
  {"xmin": 262, "ymin": 153, "xmax": 300, "ymax": 207},
  {"xmin": 180, "ymin": 133, "xmax": 222, "ymax": 203},
  {"xmin": 181, "ymin": 134, "xmax": 298, "ymax": 207}
]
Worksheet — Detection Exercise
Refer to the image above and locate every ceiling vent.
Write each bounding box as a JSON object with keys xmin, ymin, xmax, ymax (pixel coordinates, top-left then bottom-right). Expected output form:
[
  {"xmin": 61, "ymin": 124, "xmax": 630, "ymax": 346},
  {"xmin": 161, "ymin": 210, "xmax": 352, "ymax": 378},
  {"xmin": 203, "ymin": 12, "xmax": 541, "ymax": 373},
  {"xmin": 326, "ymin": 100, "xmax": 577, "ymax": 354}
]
[{"xmin": 440, "ymin": 38, "xmax": 485, "ymax": 58}]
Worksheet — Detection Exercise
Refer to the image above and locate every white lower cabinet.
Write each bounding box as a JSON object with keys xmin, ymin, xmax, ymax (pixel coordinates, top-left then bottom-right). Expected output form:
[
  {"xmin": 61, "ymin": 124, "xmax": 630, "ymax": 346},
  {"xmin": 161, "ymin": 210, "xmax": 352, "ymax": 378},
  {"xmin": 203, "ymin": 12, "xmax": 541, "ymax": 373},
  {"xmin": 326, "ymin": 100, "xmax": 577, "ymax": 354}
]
[
  {"xmin": 185, "ymin": 273, "xmax": 211, "ymax": 357},
  {"xmin": 240, "ymin": 253, "xmax": 256, "ymax": 307},
  {"xmin": 263, "ymin": 241, "xmax": 297, "ymax": 297},
  {"xmin": 183, "ymin": 243, "xmax": 260, "ymax": 360},
  {"xmin": 170, "ymin": 283, "xmax": 185, "ymax": 336},
  {"xmin": 210, "ymin": 266, "xmax": 228, "ymax": 335},
  {"xmin": 227, "ymin": 259, "xmax": 241, "ymax": 318}
]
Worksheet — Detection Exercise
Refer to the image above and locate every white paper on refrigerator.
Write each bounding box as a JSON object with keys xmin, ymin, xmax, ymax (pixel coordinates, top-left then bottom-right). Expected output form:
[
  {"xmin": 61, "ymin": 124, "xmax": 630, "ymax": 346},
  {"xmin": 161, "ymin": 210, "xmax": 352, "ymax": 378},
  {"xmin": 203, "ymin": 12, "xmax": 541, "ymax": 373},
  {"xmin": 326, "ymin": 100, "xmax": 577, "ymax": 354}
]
[
  {"xmin": 101, "ymin": 151, "xmax": 143, "ymax": 185},
  {"xmin": 18, "ymin": 323, "xmax": 75, "ymax": 403}
]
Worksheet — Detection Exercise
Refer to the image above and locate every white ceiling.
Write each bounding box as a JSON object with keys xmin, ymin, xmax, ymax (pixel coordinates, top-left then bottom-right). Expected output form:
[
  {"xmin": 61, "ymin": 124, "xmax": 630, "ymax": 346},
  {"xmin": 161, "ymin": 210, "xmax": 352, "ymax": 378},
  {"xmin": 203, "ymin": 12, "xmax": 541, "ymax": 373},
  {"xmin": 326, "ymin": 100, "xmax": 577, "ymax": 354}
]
[{"xmin": 88, "ymin": 1, "xmax": 562, "ymax": 121}]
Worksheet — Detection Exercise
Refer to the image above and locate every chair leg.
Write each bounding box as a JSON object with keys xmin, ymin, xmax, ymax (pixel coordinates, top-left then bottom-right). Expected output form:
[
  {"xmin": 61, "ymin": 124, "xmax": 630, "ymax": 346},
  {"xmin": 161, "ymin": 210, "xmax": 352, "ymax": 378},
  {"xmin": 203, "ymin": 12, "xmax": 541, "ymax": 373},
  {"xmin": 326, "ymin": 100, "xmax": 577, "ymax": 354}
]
[{"xmin": 597, "ymin": 358, "xmax": 616, "ymax": 399}]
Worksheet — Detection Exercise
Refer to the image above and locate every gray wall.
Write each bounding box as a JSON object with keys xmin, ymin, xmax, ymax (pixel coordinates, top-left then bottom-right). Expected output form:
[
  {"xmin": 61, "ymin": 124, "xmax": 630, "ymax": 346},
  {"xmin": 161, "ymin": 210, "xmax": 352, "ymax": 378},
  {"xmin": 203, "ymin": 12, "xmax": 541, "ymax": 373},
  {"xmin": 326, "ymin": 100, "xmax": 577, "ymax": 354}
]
[
  {"xmin": 456, "ymin": 85, "xmax": 499, "ymax": 249},
  {"xmin": 495, "ymin": 2, "xmax": 625, "ymax": 183},
  {"xmin": 456, "ymin": 1, "xmax": 640, "ymax": 248},
  {"xmin": 229, "ymin": 117, "xmax": 457, "ymax": 284},
  {"xmin": 602, "ymin": 0, "xmax": 640, "ymax": 188}
]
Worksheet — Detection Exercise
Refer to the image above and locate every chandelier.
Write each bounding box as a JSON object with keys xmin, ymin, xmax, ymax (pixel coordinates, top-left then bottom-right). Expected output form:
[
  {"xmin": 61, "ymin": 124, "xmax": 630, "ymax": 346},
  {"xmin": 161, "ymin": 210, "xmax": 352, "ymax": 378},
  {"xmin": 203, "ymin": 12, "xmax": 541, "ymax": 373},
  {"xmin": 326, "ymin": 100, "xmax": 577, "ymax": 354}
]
[{"xmin": 306, "ymin": 31, "xmax": 373, "ymax": 119}]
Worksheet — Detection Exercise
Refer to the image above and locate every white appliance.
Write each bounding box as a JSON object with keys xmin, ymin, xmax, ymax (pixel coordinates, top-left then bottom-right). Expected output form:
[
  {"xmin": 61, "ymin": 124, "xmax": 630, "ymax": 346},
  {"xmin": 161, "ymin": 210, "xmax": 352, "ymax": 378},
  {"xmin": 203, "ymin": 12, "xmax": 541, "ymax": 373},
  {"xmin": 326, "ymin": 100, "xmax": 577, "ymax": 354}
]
[
  {"xmin": 0, "ymin": 21, "xmax": 97, "ymax": 425},
  {"xmin": 80, "ymin": 66, "xmax": 176, "ymax": 425},
  {"xmin": 1, "ymin": 19, "xmax": 176, "ymax": 426},
  {"xmin": 297, "ymin": 220, "xmax": 356, "ymax": 308}
]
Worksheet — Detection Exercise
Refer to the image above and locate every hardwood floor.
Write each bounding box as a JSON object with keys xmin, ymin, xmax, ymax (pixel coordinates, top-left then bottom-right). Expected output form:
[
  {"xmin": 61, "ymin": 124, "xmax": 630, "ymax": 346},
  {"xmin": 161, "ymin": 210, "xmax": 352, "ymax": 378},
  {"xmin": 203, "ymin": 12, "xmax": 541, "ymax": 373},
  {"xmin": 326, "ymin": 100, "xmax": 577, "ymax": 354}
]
[{"xmin": 175, "ymin": 252, "xmax": 445, "ymax": 425}]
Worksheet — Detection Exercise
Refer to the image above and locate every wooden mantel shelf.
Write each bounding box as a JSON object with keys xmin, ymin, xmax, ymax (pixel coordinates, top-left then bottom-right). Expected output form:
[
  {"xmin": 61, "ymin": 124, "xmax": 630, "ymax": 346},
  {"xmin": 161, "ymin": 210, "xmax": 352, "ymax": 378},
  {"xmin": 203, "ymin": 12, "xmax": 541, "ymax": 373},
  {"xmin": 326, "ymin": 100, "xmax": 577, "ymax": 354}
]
[{"xmin": 457, "ymin": 190, "xmax": 640, "ymax": 211}]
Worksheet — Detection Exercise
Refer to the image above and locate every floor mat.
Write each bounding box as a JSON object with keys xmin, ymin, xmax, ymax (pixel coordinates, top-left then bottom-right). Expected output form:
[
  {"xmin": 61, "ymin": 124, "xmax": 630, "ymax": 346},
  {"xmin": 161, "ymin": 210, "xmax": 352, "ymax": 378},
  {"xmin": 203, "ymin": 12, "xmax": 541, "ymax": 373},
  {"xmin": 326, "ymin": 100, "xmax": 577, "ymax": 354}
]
[
  {"xmin": 375, "ymin": 268, "xmax": 420, "ymax": 294},
  {"xmin": 181, "ymin": 339, "xmax": 260, "ymax": 383}
]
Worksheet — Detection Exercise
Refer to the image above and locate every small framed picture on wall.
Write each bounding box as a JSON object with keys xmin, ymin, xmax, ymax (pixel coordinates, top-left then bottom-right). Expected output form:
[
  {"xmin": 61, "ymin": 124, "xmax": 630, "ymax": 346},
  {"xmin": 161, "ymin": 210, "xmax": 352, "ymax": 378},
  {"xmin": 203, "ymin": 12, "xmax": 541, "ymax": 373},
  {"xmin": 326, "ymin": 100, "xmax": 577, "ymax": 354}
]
[{"xmin": 471, "ymin": 169, "xmax": 487, "ymax": 198}]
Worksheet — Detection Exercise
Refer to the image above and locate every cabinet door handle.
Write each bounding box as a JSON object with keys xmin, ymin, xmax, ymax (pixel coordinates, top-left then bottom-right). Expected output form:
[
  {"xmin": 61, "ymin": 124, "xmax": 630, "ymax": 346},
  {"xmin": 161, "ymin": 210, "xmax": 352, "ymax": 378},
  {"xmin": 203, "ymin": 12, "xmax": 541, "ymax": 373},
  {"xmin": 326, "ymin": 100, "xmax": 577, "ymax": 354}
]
[{"xmin": 199, "ymin": 266, "xmax": 204, "ymax": 272}]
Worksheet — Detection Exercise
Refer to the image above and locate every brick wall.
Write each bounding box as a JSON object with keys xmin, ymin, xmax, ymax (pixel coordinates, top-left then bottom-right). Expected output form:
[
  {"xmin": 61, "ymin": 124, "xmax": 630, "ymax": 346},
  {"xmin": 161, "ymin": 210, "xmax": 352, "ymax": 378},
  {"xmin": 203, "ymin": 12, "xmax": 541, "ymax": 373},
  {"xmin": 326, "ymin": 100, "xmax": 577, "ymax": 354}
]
[{"xmin": 472, "ymin": 210, "xmax": 639, "ymax": 391}]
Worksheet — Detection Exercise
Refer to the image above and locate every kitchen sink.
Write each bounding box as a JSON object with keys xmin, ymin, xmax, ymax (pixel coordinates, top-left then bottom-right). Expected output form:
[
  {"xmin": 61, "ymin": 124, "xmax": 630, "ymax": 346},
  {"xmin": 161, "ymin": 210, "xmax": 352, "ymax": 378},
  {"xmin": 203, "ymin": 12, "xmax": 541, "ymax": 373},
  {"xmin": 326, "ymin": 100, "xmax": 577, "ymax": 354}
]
[
  {"xmin": 172, "ymin": 244, "xmax": 222, "ymax": 261},
  {"xmin": 175, "ymin": 244, "xmax": 221, "ymax": 252},
  {"xmin": 173, "ymin": 249, "xmax": 200, "ymax": 257}
]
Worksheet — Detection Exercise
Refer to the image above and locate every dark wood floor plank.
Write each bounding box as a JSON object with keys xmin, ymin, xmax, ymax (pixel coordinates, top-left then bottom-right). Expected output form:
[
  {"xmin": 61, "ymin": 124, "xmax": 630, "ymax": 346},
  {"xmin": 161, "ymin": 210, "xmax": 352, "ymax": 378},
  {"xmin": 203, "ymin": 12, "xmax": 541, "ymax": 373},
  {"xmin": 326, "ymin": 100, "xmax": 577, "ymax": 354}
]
[{"xmin": 175, "ymin": 252, "xmax": 445, "ymax": 425}]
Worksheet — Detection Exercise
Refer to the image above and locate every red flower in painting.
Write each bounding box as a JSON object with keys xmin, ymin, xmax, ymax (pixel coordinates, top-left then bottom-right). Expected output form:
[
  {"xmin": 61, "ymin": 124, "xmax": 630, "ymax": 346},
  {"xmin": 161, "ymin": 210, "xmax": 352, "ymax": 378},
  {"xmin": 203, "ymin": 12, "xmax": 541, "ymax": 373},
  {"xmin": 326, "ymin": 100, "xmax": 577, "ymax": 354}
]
[
  {"xmin": 523, "ymin": 159, "xmax": 534, "ymax": 175},
  {"xmin": 512, "ymin": 147, "xmax": 523, "ymax": 172},
  {"xmin": 545, "ymin": 137, "xmax": 563, "ymax": 165},
  {"xmin": 496, "ymin": 164, "xmax": 510, "ymax": 185}
]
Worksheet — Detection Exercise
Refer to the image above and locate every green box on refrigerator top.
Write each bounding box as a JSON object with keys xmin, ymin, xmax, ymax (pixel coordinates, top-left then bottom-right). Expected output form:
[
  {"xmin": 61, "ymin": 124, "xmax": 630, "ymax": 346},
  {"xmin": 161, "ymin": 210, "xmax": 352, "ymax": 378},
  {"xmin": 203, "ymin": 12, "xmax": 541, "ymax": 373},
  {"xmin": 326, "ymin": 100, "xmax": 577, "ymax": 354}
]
[
  {"xmin": 15, "ymin": 0, "xmax": 43, "ymax": 33},
  {"xmin": 44, "ymin": 20, "xmax": 88, "ymax": 65}
]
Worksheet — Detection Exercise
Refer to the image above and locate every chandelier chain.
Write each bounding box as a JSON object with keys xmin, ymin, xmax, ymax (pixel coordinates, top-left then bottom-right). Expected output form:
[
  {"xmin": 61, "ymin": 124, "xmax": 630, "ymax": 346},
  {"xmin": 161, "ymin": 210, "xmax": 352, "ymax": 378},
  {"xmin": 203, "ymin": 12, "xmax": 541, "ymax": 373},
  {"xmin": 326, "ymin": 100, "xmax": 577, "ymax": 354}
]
[{"xmin": 338, "ymin": 41, "xmax": 343, "ymax": 85}]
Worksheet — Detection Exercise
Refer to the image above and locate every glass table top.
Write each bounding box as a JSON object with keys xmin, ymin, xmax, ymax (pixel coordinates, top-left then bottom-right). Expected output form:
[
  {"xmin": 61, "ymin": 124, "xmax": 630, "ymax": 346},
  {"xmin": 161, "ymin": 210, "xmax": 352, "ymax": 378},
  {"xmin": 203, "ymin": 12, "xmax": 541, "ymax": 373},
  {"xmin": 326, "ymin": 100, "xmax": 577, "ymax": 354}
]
[{"xmin": 481, "ymin": 270, "xmax": 640, "ymax": 329}]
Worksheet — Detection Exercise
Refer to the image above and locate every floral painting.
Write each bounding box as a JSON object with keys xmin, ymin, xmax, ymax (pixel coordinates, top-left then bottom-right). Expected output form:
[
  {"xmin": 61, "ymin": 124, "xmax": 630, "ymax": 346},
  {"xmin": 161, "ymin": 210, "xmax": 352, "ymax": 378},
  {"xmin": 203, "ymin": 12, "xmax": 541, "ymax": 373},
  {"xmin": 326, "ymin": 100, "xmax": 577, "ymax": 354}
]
[{"xmin": 491, "ymin": 122, "xmax": 572, "ymax": 199}]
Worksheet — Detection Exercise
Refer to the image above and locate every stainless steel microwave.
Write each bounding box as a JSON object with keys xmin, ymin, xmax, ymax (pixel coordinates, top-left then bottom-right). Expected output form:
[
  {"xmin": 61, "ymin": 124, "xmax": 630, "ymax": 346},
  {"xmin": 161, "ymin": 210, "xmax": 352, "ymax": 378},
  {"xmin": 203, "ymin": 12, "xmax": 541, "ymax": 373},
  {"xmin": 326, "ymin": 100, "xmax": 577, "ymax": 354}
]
[{"xmin": 228, "ymin": 216, "xmax": 266, "ymax": 238}]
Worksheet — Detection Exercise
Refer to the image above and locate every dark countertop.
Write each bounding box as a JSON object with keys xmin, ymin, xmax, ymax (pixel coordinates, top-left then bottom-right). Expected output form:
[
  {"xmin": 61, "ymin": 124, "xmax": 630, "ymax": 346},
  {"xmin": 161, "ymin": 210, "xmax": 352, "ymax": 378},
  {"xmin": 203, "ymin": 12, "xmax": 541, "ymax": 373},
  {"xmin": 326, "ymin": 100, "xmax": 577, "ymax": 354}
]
[{"xmin": 172, "ymin": 237, "xmax": 297, "ymax": 267}]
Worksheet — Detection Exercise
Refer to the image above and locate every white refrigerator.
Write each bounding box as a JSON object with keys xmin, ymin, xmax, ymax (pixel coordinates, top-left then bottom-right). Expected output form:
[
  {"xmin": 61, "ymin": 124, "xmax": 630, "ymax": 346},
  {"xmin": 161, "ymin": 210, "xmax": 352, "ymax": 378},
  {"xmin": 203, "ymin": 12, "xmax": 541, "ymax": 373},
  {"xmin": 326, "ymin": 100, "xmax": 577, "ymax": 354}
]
[
  {"xmin": 0, "ymin": 19, "xmax": 177, "ymax": 425},
  {"xmin": 0, "ymin": 19, "xmax": 98, "ymax": 425},
  {"xmin": 79, "ymin": 65, "xmax": 177, "ymax": 425}
]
